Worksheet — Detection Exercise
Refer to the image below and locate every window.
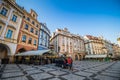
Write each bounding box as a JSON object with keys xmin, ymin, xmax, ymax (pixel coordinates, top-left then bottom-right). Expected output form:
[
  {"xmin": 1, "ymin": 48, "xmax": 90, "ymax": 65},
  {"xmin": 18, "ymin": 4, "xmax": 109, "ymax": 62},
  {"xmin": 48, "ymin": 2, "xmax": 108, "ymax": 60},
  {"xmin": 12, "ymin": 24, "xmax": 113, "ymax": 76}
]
[
  {"xmin": 30, "ymin": 28, "xmax": 34, "ymax": 33},
  {"xmin": 41, "ymin": 31, "xmax": 44, "ymax": 38},
  {"xmin": 32, "ymin": 21, "xmax": 35, "ymax": 25},
  {"xmin": 45, "ymin": 43, "xmax": 47, "ymax": 47},
  {"xmin": 35, "ymin": 30, "xmax": 38, "ymax": 35},
  {"xmin": 28, "ymin": 38, "xmax": 32, "ymax": 44},
  {"xmin": 36, "ymin": 24, "xmax": 38, "ymax": 27},
  {"xmin": 24, "ymin": 24, "xmax": 29, "ymax": 30},
  {"xmin": 23, "ymin": 16, "xmax": 25, "ymax": 18},
  {"xmin": 33, "ymin": 14, "xmax": 35, "ymax": 18},
  {"xmin": 27, "ymin": 17, "xmax": 30, "ymax": 21},
  {"xmin": 40, "ymin": 31, "xmax": 43, "ymax": 38},
  {"xmin": 6, "ymin": 29, "xmax": 13, "ymax": 39},
  {"xmin": 22, "ymin": 35, "xmax": 26, "ymax": 42},
  {"xmin": 12, "ymin": 15, "xmax": 17, "ymax": 22},
  {"xmin": 0, "ymin": 7, "xmax": 8, "ymax": 16},
  {"xmin": 0, "ymin": 26, "xmax": 2, "ymax": 31},
  {"xmin": 34, "ymin": 40, "xmax": 37, "ymax": 46}
]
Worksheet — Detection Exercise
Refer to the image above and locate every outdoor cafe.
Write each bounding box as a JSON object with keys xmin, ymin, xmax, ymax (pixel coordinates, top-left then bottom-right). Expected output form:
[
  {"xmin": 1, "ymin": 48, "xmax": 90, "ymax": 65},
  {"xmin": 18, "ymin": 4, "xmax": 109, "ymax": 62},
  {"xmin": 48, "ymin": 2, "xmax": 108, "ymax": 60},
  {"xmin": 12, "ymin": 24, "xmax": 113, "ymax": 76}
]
[{"xmin": 15, "ymin": 49, "xmax": 58, "ymax": 65}]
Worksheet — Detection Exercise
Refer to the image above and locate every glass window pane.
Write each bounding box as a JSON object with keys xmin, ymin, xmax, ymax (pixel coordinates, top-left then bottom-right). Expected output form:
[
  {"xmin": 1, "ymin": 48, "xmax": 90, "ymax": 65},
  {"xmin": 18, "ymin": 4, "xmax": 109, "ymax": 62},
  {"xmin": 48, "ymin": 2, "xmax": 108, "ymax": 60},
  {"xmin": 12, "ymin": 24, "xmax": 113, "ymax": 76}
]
[
  {"xmin": 34, "ymin": 40, "xmax": 36, "ymax": 45},
  {"xmin": 27, "ymin": 17, "xmax": 30, "ymax": 21},
  {"xmin": 28, "ymin": 38, "xmax": 32, "ymax": 44},
  {"xmin": 30, "ymin": 28, "xmax": 34, "ymax": 33},
  {"xmin": 0, "ymin": 7, "xmax": 8, "ymax": 16},
  {"xmin": 6, "ymin": 29, "xmax": 13, "ymax": 38},
  {"xmin": 22, "ymin": 35, "xmax": 26, "ymax": 42},
  {"xmin": 25, "ymin": 24, "xmax": 29, "ymax": 30},
  {"xmin": 12, "ymin": 15, "xmax": 17, "ymax": 22}
]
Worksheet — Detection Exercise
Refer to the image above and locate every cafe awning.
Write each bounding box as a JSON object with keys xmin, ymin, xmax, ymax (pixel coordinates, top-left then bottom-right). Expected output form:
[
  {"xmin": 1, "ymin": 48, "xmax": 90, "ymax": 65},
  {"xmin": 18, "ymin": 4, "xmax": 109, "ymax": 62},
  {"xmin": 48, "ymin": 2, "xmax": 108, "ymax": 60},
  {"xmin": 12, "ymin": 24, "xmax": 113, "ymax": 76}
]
[
  {"xmin": 85, "ymin": 54, "xmax": 107, "ymax": 58},
  {"xmin": 15, "ymin": 49, "xmax": 50, "ymax": 56}
]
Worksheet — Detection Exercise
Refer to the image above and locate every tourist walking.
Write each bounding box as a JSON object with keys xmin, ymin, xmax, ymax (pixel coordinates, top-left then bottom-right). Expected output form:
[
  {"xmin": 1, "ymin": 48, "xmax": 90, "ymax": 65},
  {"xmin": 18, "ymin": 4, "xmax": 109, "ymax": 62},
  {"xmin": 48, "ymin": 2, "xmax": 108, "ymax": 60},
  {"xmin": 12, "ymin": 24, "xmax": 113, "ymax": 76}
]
[{"xmin": 67, "ymin": 55, "xmax": 73, "ymax": 70}]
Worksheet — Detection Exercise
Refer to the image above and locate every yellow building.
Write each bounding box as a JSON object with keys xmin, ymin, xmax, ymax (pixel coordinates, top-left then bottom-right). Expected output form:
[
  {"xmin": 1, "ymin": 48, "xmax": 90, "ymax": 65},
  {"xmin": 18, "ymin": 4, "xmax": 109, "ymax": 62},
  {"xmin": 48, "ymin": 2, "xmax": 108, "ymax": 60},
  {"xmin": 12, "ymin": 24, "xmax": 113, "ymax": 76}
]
[
  {"xmin": 112, "ymin": 44, "xmax": 120, "ymax": 59},
  {"xmin": 50, "ymin": 28, "xmax": 86, "ymax": 60},
  {"xmin": 84, "ymin": 35, "xmax": 107, "ymax": 60},
  {"xmin": 103, "ymin": 40, "xmax": 114, "ymax": 57},
  {"xmin": 0, "ymin": 0, "xmax": 23, "ymax": 63},
  {"xmin": 16, "ymin": 9, "xmax": 40, "ymax": 54}
]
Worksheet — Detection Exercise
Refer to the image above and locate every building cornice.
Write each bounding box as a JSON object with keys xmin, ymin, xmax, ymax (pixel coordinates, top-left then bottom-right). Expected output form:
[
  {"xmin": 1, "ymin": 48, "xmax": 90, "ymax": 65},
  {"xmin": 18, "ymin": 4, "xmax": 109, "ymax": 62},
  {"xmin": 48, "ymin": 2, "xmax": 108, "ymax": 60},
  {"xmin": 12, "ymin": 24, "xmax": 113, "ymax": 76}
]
[{"xmin": 4, "ymin": 0, "xmax": 24, "ymax": 14}]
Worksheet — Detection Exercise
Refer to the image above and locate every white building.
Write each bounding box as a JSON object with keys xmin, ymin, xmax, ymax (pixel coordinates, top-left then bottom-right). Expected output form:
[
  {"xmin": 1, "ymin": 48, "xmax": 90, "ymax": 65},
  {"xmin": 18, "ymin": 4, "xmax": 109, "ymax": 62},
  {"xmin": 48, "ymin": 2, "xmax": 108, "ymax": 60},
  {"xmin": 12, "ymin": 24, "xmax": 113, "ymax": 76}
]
[
  {"xmin": 84, "ymin": 35, "xmax": 107, "ymax": 60},
  {"xmin": 0, "ymin": 0, "xmax": 23, "ymax": 62},
  {"xmin": 38, "ymin": 23, "xmax": 50, "ymax": 50},
  {"xmin": 50, "ymin": 28, "xmax": 85, "ymax": 60}
]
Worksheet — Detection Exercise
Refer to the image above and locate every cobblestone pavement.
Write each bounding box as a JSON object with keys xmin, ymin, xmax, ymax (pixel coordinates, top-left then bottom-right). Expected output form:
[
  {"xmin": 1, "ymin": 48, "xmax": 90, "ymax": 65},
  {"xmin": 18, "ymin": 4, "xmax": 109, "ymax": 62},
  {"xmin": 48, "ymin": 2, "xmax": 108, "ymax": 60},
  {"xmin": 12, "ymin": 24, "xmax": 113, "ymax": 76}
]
[{"xmin": 0, "ymin": 61, "xmax": 120, "ymax": 80}]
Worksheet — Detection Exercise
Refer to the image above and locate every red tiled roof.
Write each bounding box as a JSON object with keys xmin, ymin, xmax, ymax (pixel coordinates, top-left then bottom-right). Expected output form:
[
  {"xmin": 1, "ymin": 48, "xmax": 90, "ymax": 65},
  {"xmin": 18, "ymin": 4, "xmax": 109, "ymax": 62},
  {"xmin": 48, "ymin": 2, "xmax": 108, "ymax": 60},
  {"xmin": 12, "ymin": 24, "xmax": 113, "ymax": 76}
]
[{"xmin": 86, "ymin": 35, "xmax": 99, "ymax": 40}]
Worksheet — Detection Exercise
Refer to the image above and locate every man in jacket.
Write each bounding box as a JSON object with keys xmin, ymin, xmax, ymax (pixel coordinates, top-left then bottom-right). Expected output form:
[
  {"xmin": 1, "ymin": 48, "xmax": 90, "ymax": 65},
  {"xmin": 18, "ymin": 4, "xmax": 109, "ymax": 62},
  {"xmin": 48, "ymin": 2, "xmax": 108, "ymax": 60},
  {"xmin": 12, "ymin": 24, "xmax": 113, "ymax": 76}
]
[{"xmin": 67, "ymin": 55, "xmax": 73, "ymax": 70}]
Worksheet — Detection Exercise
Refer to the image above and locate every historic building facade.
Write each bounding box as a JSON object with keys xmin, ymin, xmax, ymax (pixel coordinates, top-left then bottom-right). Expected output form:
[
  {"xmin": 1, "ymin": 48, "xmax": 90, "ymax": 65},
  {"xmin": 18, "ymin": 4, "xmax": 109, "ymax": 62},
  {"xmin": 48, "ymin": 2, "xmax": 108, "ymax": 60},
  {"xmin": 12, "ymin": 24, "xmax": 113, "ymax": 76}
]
[
  {"xmin": 38, "ymin": 23, "xmax": 50, "ymax": 50},
  {"xmin": 112, "ymin": 44, "xmax": 120, "ymax": 59},
  {"xmin": 50, "ymin": 28, "xmax": 85, "ymax": 60},
  {"xmin": 103, "ymin": 40, "xmax": 114, "ymax": 57},
  {"xmin": 16, "ymin": 9, "xmax": 40, "ymax": 54},
  {"xmin": 84, "ymin": 35, "xmax": 107, "ymax": 59},
  {"xmin": 0, "ymin": 0, "xmax": 23, "ymax": 62}
]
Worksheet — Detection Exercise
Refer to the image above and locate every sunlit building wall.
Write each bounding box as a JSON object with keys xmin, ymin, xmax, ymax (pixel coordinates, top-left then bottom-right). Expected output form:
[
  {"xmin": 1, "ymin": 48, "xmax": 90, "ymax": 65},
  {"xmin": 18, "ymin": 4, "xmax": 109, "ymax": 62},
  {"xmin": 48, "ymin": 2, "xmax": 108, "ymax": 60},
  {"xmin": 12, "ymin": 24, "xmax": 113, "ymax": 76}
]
[{"xmin": 0, "ymin": 0, "xmax": 23, "ymax": 62}]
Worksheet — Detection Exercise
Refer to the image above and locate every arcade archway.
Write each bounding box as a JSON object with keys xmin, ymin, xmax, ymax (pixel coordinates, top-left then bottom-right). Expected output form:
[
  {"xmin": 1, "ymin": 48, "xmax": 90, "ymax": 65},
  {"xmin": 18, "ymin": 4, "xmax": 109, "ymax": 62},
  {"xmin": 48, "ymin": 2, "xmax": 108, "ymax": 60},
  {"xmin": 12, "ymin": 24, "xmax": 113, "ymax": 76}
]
[
  {"xmin": 0, "ymin": 43, "xmax": 10, "ymax": 59},
  {"xmin": 75, "ymin": 55, "xmax": 79, "ymax": 60},
  {"xmin": 17, "ymin": 48, "xmax": 26, "ymax": 53},
  {"xmin": 79, "ymin": 55, "xmax": 82, "ymax": 60}
]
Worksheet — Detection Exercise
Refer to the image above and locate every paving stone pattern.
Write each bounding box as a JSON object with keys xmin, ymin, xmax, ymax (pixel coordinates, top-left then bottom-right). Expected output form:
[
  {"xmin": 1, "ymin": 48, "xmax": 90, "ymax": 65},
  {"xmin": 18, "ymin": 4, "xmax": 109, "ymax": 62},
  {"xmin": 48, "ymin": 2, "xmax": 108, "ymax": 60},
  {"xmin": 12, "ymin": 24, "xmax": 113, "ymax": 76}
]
[{"xmin": 0, "ymin": 61, "xmax": 120, "ymax": 80}]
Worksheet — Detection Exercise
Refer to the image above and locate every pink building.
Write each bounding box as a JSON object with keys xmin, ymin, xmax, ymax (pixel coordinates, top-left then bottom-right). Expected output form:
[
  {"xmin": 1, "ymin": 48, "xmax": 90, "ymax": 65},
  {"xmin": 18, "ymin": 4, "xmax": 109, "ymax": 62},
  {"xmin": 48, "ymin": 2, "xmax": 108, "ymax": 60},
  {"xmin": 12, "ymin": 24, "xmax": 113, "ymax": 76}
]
[{"xmin": 50, "ymin": 28, "xmax": 86, "ymax": 60}]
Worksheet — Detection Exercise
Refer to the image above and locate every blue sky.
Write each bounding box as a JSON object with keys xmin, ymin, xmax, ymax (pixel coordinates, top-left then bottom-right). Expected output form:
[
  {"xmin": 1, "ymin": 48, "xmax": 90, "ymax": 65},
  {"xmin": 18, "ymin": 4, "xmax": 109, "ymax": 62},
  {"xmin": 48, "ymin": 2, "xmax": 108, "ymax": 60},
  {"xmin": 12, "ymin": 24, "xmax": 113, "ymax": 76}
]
[{"xmin": 16, "ymin": 0, "xmax": 120, "ymax": 43}]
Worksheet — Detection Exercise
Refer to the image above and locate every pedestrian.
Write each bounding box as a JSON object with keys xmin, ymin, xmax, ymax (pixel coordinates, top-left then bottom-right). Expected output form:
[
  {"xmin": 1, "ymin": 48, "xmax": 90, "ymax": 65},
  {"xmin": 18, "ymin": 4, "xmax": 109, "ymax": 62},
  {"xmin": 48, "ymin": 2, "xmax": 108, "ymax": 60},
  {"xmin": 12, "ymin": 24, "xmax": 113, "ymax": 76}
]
[{"xmin": 67, "ymin": 55, "xmax": 73, "ymax": 70}]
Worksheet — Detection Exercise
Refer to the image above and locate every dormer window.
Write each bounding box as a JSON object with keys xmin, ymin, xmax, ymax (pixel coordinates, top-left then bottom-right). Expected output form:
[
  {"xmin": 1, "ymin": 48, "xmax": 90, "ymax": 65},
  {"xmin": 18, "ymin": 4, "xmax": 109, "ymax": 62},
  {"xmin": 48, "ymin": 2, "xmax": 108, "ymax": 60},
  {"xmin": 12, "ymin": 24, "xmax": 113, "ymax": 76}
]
[{"xmin": 33, "ymin": 14, "xmax": 35, "ymax": 18}]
